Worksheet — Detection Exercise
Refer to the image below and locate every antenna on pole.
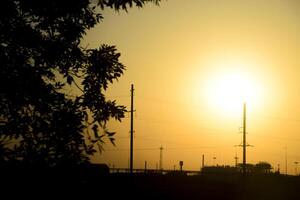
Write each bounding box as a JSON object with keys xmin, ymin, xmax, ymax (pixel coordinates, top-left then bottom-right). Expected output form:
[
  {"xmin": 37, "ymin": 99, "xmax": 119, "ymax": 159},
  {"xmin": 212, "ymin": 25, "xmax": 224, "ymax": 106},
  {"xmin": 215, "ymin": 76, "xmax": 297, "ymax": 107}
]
[{"xmin": 129, "ymin": 84, "xmax": 134, "ymax": 175}]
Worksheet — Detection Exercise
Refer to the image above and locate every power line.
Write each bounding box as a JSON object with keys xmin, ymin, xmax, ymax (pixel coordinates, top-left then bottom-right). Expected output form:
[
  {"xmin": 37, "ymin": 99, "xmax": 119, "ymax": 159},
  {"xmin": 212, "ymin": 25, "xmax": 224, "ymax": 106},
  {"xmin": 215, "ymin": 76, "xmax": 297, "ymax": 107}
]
[
  {"xmin": 135, "ymin": 136, "xmax": 232, "ymax": 148},
  {"xmin": 104, "ymin": 145, "xmax": 233, "ymax": 152},
  {"xmin": 249, "ymin": 113, "xmax": 300, "ymax": 123},
  {"xmin": 109, "ymin": 93, "xmax": 300, "ymax": 123},
  {"xmin": 250, "ymin": 134, "xmax": 300, "ymax": 143},
  {"xmin": 105, "ymin": 148, "xmax": 158, "ymax": 151},
  {"xmin": 106, "ymin": 95, "xmax": 130, "ymax": 99},
  {"xmin": 135, "ymin": 116, "xmax": 235, "ymax": 133}
]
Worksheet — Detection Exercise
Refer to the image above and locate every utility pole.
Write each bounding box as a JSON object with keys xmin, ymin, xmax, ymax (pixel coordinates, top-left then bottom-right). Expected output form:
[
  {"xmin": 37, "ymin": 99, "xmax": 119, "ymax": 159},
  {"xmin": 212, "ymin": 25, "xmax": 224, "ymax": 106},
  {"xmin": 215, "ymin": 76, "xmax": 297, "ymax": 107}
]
[
  {"xmin": 130, "ymin": 84, "xmax": 134, "ymax": 175},
  {"xmin": 234, "ymin": 153, "xmax": 238, "ymax": 167},
  {"xmin": 242, "ymin": 102, "xmax": 246, "ymax": 176},
  {"xmin": 202, "ymin": 154, "xmax": 205, "ymax": 170},
  {"xmin": 294, "ymin": 161, "xmax": 298, "ymax": 175},
  {"xmin": 285, "ymin": 145, "xmax": 288, "ymax": 175},
  {"xmin": 159, "ymin": 146, "xmax": 163, "ymax": 171},
  {"xmin": 179, "ymin": 161, "xmax": 183, "ymax": 172},
  {"xmin": 144, "ymin": 161, "xmax": 147, "ymax": 172},
  {"xmin": 213, "ymin": 157, "xmax": 216, "ymax": 166},
  {"xmin": 235, "ymin": 103, "xmax": 252, "ymax": 176}
]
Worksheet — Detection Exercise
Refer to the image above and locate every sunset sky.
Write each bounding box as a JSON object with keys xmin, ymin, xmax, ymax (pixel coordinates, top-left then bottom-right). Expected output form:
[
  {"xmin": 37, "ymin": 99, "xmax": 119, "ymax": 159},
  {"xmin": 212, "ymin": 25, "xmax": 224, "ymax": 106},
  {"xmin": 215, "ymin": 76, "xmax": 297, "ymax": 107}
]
[{"xmin": 81, "ymin": 0, "xmax": 300, "ymax": 174}]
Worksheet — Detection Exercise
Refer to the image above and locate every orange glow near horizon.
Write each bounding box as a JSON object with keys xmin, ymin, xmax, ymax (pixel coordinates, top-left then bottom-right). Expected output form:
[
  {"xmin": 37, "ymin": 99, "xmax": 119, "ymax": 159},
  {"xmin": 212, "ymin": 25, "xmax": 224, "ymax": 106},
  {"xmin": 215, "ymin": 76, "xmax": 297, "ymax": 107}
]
[{"xmin": 82, "ymin": 0, "xmax": 300, "ymax": 175}]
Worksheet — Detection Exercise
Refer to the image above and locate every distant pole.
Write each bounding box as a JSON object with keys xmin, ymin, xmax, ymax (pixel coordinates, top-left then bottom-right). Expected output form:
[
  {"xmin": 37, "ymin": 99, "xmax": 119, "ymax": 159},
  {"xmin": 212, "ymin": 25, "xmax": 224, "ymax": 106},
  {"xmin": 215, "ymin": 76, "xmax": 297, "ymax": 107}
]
[
  {"xmin": 213, "ymin": 157, "xmax": 216, "ymax": 166},
  {"xmin": 159, "ymin": 146, "xmax": 163, "ymax": 170},
  {"xmin": 234, "ymin": 153, "xmax": 238, "ymax": 167},
  {"xmin": 242, "ymin": 102, "xmax": 247, "ymax": 176},
  {"xmin": 295, "ymin": 162, "xmax": 298, "ymax": 175},
  {"xmin": 130, "ymin": 84, "xmax": 134, "ymax": 175},
  {"xmin": 285, "ymin": 145, "xmax": 288, "ymax": 175},
  {"xmin": 179, "ymin": 161, "xmax": 183, "ymax": 172},
  {"xmin": 202, "ymin": 154, "xmax": 205, "ymax": 169},
  {"xmin": 144, "ymin": 161, "xmax": 147, "ymax": 172}
]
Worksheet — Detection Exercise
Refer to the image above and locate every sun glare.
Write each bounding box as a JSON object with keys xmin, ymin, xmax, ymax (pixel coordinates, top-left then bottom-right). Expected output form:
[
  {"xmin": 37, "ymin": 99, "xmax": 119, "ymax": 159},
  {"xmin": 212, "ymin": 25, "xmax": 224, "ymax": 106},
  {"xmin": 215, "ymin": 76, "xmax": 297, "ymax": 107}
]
[{"xmin": 203, "ymin": 65, "xmax": 263, "ymax": 115}]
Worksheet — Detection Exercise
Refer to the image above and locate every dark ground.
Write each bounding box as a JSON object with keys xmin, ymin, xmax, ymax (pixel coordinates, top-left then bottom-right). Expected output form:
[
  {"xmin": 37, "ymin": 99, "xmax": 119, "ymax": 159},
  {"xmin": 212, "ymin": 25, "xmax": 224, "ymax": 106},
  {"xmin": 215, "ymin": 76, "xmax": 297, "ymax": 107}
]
[{"xmin": 1, "ymin": 167, "xmax": 300, "ymax": 200}]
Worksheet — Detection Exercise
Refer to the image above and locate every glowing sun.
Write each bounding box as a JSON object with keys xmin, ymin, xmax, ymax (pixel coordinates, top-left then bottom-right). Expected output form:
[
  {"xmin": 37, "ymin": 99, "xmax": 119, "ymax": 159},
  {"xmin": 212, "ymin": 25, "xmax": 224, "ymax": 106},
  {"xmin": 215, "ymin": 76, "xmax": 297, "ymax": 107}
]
[{"xmin": 204, "ymin": 69, "xmax": 263, "ymax": 114}]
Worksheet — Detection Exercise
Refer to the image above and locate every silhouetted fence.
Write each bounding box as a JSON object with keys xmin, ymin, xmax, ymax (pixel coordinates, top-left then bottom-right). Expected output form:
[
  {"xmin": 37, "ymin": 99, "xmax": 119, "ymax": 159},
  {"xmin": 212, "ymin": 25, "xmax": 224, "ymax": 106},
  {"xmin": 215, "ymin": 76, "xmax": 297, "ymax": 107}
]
[{"xmin": 110, "ymin": 168, "xmax": 200, "ymax": 176}]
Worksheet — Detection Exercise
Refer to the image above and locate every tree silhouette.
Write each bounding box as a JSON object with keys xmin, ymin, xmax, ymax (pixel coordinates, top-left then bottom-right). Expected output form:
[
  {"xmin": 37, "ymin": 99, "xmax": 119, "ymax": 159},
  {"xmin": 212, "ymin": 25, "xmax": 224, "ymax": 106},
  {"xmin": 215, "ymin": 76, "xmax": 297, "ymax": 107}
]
[{"xmin": 0, "ymin": 0, "xmax": 160, "ymax": 167}]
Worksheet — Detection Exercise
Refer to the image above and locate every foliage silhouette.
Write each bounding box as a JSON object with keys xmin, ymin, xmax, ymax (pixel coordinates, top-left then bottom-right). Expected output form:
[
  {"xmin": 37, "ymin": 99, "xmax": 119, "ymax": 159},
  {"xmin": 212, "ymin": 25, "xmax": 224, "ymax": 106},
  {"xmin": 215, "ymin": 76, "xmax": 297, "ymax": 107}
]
[{"xmin": 0, "ymin": 0, "xmax": 160, "ymax": 166}]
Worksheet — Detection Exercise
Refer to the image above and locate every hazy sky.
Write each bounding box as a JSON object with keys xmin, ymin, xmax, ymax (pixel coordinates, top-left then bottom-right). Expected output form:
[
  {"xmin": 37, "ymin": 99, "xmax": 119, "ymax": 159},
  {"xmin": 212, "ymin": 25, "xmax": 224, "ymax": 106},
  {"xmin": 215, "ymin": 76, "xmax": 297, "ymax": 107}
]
[{"xmin": 81, "ymin": 0, "xmax": 300, "ymax": 174}]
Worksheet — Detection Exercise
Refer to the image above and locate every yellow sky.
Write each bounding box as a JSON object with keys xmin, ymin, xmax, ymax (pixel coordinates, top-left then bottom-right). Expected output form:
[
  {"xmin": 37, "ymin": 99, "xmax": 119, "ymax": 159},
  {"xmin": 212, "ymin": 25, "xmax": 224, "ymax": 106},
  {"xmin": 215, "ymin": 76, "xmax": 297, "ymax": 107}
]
[{"xmin": 81, "ymin": 0, "xmax": 300, "ymax": 174}]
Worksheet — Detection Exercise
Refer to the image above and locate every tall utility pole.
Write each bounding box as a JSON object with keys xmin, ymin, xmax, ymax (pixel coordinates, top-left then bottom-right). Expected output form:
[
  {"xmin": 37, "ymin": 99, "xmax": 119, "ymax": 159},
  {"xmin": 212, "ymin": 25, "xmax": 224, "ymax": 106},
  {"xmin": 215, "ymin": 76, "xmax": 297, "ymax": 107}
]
[
  {"xmin": 159, "ymin": 146, "xmax": 163, "ymax": 170},
  {"xmin": 130, "ymin": 84, "xmax": 134, "ymax": 175},
  {"xmin": 242, "ymin": 102, "xmax": 247, "ymax": 176}
]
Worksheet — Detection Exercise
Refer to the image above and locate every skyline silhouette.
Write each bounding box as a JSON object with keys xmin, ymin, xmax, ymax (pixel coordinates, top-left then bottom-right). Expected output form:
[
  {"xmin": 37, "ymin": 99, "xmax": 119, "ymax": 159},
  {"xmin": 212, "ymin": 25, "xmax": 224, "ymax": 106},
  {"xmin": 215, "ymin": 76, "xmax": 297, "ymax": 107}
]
[
  {"xmin": 1, "ymin": 1, "xmax": 300, "ymax": 199},
  {"xmin": 83, "ymin": 0, "xmax": 300, "ymax": 174}
]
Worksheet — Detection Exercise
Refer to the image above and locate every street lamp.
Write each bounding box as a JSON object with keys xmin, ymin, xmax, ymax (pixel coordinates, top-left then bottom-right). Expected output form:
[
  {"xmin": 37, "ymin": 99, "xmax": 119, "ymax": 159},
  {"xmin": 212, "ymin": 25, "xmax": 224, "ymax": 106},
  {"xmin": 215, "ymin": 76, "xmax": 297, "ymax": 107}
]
[
  {"xmin": 213, "ymin": 157, "xmax": 216, "ymax": 166},
  {"xmin": 294, "ymin": 161, "xmax": 298, "ymax": 175}
]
